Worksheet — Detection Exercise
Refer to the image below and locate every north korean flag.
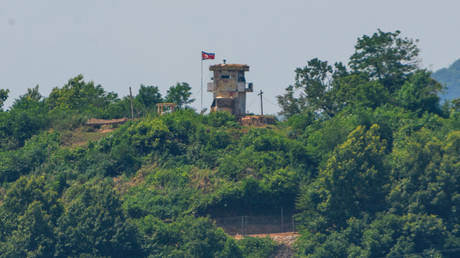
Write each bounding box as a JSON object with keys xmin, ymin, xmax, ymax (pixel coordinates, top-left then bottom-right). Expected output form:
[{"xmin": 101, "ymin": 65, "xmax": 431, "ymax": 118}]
[{"xmin": 202, "ymin": 51, "xmax": 215, "ymax": 60}]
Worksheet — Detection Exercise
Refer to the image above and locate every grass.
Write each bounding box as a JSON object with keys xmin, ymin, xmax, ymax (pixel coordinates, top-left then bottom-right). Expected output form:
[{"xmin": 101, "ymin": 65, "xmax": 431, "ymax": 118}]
[{"xmin": 58, "ymin": 125, "xmax": 115, "ymax": 147}]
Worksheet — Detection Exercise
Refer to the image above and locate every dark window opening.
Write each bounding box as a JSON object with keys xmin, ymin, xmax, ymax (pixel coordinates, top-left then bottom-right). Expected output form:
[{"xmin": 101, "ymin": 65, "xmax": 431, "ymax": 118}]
[
  {"xmin": 221, "ymin": 75, "xmax": 230, "ymax": 79},
  {"xmin": 238, "ymin": 72, "xmax": 245, "ymax": 82}
]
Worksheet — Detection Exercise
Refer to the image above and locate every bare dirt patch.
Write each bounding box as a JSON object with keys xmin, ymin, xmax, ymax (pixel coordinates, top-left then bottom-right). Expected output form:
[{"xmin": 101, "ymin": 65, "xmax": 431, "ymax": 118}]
[
  {"xmin": 233, "ymin": 232, "xmax": 299, "ymax": 258},
  {"xmin": 59, "ymin": 125, "xmax": 115, "ymax": 147},
  {"xmin": 233, "ymin": 232, "xmax": 299, "ymax": 246}
]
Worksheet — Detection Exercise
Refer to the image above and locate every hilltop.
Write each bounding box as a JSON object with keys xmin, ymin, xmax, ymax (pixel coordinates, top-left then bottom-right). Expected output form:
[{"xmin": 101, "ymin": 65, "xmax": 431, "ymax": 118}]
[
  {"xmin": 433, "ymin": 58, "xmax": 460, "ymax": 100},
  {"xmin": 1, "ymin": 30, "xmax": 460, "ymax": 257}
]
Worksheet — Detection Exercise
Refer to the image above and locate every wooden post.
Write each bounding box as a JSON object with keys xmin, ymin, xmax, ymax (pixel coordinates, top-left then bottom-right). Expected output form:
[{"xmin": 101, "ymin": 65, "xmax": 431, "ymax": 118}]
[
  {"xmin": 258, "ymin": 90, "xmax": 264, "ymax": 116},
  {"xmin": 241, "ymin": 216, "xmax": 244, "ymax": 236},
  {"xmin": 129, "ymin": 87, "xmax": 134, "ymax": 120},
  {"xmin": 292, "ymin": 215, "xmax": 295, "ymax": 232},
  {"xmin": 281, "ymin": 207, "xmax": 284, "ymax": 233}
]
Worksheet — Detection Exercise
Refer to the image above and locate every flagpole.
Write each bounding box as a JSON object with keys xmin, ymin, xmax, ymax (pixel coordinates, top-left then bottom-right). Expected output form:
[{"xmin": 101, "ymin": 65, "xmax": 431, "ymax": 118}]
[{"xmin": 200, "ymin": 57, "xmax": 203, "ymax": 112}]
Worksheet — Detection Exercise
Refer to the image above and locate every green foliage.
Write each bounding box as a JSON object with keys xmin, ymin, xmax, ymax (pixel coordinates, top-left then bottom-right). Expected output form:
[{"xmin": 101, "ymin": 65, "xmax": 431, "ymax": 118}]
[
  {"xmin": 137, "ymin": 84, "xmax": 163, "ymax": 109},
  {"xmin": 0, "ymin": 88, "xmax": 8, "ymax": 110},
  {"xmin": 165, "ymin": 82, "xmax": 195, "ymax": 108},
  {"xmin": 277, "ymin": 85, "xmax": 304, "ymax": 118},
  {"xmin": 47, "ymin": 74, "xmax": 118, "ymax": 114},
  {"xmin": 296, "ymin": 213, "xmax": 451, "ymax": 257},
  {"xmin": 0, "ymin": 176, "xmax": 62, "ymax": 257},
  {"xmin": 55, "ymin": 181, "xmax": 143, "ymax": 257},
  {"xmin": 349, "ymin": 29, "xmax": 420, "ymax": 92},
  {"xmin": 277, "ymin": 59, "xmax": 346, "ymax": 117},
  {"xmin": 1, "ymin": 29, "xmax": 460, "ymax": 257},
  {"xmin": 292, "ymin": 58, "xmax": 338, "ymax": 116},
  {"xmin": 136, "ymin": 84, "xmax": 163, "ymax": 109},
  {"xmin": 397, "ymin": 70, "xmax": 443, "ymax": 114},
  {"xmin": 134, "ymin": 84, "xmax": 164, "ymax": 117},
  {"xmin": 334, "ymin": 74, "xmax": 389, "ymax": 109},
  {"xmin": 127, "ymin": 117, "xmax": 172, "ymax": 154},
  {"xmin": 0, "ymin": 132, "xmax": 60, "ymax": 182},
  {"xmin": 294, "ymin": 111, "xmax": 460, "ymax": 256},
  {"xmin": 278, "ymin": 30, "xmax": 426, "ymax": 119},
  {"xmin": 297, "ymin": 125, "xmax": 388, "ymax": 230},
  {"xmin": 3, "ymin": 201, "xmax": 56, "ymax": 257},
  {"xmin": 202, "ymin": 111, "xmax": 238, "ymax": 127},
  {"xmin": 123, "ymin": 167, "xmax": 197, "ymax": 220},
  {"xmin": 0, "ymin": 89, "xmax": 10, "ymax": 112},
  {"xmin": 237, "ymin": 237, "xmax": 278, "ymax": 258},
  {"xmin": 0, "ymin": 87, "xmax": 49, "ymax": 149},
  {"xmin": 136, "ymin": 215, "xmax": 242, "ymax": 257}
]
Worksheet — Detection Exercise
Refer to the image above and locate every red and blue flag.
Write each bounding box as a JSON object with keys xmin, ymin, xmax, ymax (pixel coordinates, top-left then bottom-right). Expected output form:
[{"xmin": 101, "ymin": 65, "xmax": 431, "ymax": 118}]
[{"xmin": 202, "ymin": 51, "xmax": 215, "ymax": 60}]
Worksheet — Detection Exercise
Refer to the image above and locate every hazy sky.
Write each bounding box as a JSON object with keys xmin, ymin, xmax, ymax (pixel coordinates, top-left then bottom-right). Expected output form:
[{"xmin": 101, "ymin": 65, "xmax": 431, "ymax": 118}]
[{"xmin": 1, "ymin": 0, "xmax": 460, "ymax": 114}]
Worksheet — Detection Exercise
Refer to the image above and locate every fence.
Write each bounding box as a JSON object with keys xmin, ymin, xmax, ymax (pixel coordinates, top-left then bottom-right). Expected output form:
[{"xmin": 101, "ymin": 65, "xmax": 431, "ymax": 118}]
[{"xmin": 214, "ymin": 213, "xmax": 296, "ymax": 235}]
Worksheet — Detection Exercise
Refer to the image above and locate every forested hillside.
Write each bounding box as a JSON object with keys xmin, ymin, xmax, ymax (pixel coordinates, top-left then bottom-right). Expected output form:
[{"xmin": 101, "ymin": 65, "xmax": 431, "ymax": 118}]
[
  {"xmin": 1, "ymin": 30, "xmax": 460, "ymax": 257},
  {"xmin": 433, "ymin": 58, "xmax": 460, "ymax": 100}
]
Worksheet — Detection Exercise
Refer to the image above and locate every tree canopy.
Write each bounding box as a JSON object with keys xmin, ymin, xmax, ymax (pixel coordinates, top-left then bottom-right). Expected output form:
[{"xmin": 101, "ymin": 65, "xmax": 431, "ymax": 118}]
[
  {"xmin": 0, "ymin": 89, "xmax": 8, "ymax": 110},
  {"xmin": 278, "ymin": 30, "xmax": 441, "ymax": 119},
  {"xmin": 165, "ymin": 82, "xmax": 195, "ymax": 108}
]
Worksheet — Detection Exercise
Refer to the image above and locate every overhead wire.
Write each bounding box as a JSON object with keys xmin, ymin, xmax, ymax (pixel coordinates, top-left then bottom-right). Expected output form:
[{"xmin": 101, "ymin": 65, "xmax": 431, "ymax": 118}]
[
  {"xmin": 263, "ymin": 96, "xmax": 279, "ymax": 108},
  {"xmin": 245, "ymin": 98, "xmax": 258, "ymax": 112}
]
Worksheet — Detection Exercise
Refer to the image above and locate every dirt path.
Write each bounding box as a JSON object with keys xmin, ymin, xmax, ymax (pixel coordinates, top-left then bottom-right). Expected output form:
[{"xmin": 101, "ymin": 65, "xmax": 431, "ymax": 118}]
[{"xmin": 233, "ymin": 232, "xmax": 299, "ymax": 257}]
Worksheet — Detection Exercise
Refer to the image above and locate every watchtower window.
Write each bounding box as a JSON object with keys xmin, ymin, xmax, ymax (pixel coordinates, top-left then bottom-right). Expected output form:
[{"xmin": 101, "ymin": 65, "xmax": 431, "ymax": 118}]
[
  {"xmin": 221, "ymin": 75, "xmax": 230, "ymax": 79},
  {"xmin": 238, "ymin": 72, "xmax": 245, "ymax": 82}
]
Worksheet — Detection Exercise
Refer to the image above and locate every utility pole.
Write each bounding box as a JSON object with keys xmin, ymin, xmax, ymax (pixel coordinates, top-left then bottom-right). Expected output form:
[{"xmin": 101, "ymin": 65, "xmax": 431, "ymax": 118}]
[
  {"xmin": 258, "ymin": 90, "xmax": 264, "ymax": 116},
  {"xmin": 129, "ymin": 87, "xmax": 134, "ymax": 120}
]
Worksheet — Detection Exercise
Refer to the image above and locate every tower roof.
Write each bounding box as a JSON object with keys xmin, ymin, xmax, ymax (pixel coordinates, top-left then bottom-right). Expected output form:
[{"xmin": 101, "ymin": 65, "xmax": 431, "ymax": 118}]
[{"xmin": 209, "ymin": 64, "xmax": 249, "ymax": 72}]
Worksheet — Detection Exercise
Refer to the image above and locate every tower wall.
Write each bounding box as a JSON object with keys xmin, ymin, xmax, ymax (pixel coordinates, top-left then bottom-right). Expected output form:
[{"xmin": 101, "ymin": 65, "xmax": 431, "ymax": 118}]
[{"xmin": 208, "ymin": 64, "xmax": 251, "ymax": 117}]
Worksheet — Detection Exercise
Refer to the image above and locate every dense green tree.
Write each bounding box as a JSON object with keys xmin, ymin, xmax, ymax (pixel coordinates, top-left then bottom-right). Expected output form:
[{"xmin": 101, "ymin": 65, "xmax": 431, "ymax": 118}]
[
  {"xmin": 297, "ymin": 124, "xmax": 388, "ymax": 230},
  {"xmin": 349, "ymin": 29, "xmax": 420, "ymax": 93},
  {"xmin": 12, "ymin": 85, "xmax": 42, "ymax": 109},
  {"xmin": 361, "ymin": 213, "xmax": 448, "ymax": 257},
  {"xmin": 47, "ymin": 75, "xmax": 117, "ymax": 111},
  {"xmin": 397, "ymin": 70, "xmax": 443, "ymax": 114},
  {"xmin": 1, "ymin": 176, "xmax": 62, "ymax": 222},
  {"xmin": 125, "ymin": 117, "xmax": 172, "ymax": 154},
  {"xmin": 0, "ymin": 176, "xmax": 62, "ymax": 257},
  {"xmin": 389, "ymin": 129, "xmax": 460, "ymax": 224},
  {"xmin": 136, "ymin": 215, "xmax": 245, "ymax": 258},
  {"xmin": 0, "ymin": 132, "xmax": 60, "ymax": 182},
  {"xmin": 0, "ymin": 86, "xmax": 49, "ymax": 149},
  {"xmin": 55, "ymin": 181, "xmax": 142, "ymax": 257},
  {"xmin": 46, "ymin": 74, "xmax": 122, "ymax": 123},
  {"xmin": 452, "ymin": 98, "xmax": 460, "ymax": 111},
  {"xmin": 278, "ymin": 30, "xmax": 422, "ymax": 118},
  {"xmin": 333, "ymin": 74, "xmax": 389, "ymax": 109},
  {"xmin": 165, "ymin": 82, "xmax": 195, "ymax": 108},
  {"xmin": 0, "ymin": 89, "xmax": 9, "ymax": 110},
  {"xmin": 277, "ymin": 59, "xmax": 347, "ymax": 117},
  {"xmin": 3, "ymin": 201, "xmax": 57, "ymax": 257},
  {"xmin": 136, "ymin": 84, "xmax": 163, "ymax": 109},
  {"xmin": 277, "ymin": 85, "xmax": 305, "ymax": 118},
  {"xmin": 237, "ymin": 237, "xmax": 277, "ymax": 258}
]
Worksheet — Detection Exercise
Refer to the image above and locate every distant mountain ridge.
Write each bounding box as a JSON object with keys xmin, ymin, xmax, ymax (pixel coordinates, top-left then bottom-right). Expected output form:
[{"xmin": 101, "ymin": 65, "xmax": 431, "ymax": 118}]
[{"xmin": 432, "ymin": 58, "xmax": 460, "ymax": 100}]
